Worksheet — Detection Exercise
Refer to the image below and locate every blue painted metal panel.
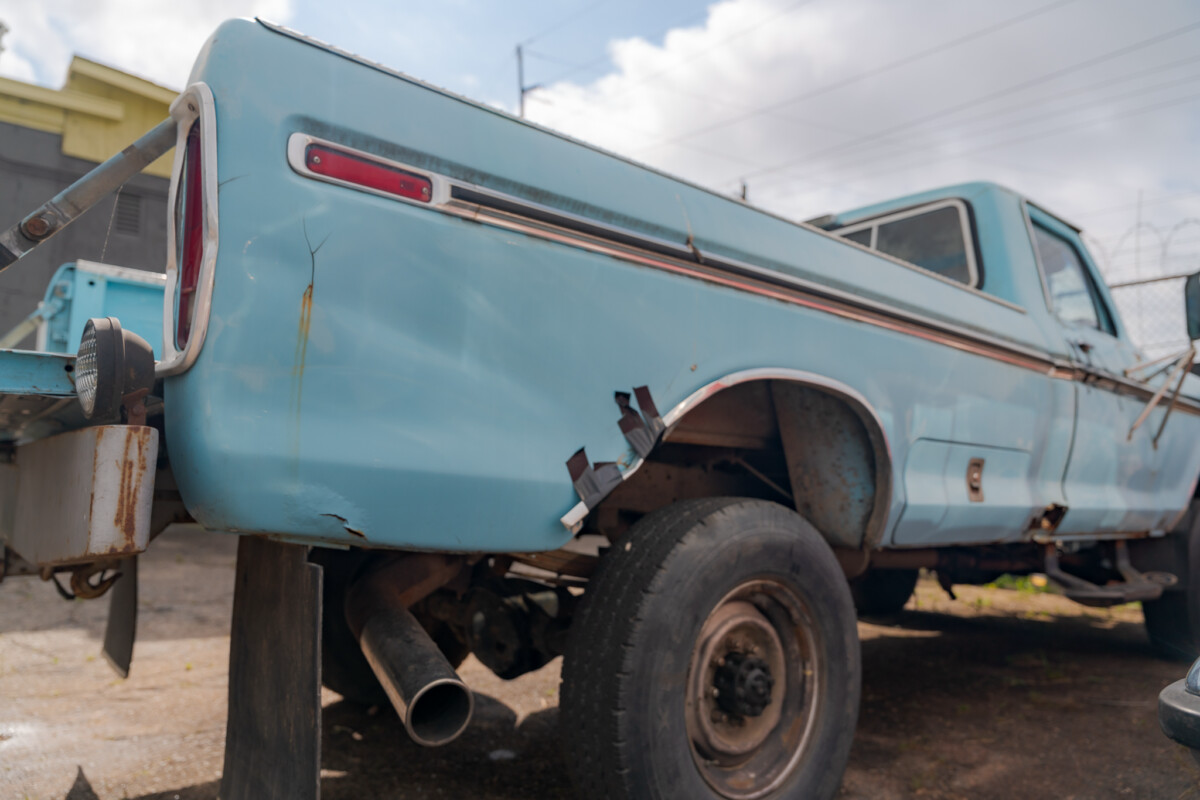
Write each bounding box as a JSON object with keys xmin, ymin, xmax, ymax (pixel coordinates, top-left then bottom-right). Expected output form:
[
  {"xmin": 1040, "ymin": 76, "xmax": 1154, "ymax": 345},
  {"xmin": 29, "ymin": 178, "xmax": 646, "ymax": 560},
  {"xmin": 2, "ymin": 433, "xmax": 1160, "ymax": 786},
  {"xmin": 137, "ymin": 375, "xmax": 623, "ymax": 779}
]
[
  {"xmin": 0, "ymin": 350, "xmax": 75, "ymax": 396},
  {"xmin": 1024, "ymin": 207, "xmax": 1179, "ymax": 534},
  {"xmin": 40, "ymin": 262, "xmax": 166, "ymax": 359},
  {"xmin": 157, "ymin": 19, "xmax": 1200, "ymax": 553},
  {"xmin": 894, "ymin": 440, "xmax": 1035, "ymax": 546}
]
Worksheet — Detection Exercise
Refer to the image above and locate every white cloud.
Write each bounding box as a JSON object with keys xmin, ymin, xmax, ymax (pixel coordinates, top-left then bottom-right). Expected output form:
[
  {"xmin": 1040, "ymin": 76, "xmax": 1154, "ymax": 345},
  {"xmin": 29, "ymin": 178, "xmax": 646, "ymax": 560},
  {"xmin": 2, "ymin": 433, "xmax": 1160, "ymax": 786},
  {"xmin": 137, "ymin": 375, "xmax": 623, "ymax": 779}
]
[
  {"xmin": 0, "ymin": 0, "xmax": 292, "ymax": 90},
  {"xmin": 528, "ymin": 0, "xmax": 1200, "ymax": 310},
  {"xmin": 0, "ymin": 45, "xmax": 35, "ymax": 82}
]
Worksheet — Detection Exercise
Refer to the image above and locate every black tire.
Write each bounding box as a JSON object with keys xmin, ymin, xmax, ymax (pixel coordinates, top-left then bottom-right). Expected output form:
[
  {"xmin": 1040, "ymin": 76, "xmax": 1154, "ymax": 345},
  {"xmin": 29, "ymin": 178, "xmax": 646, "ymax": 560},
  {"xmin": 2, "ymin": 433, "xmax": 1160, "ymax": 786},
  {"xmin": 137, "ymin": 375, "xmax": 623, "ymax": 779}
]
[
  {"xmin": 1143, "ymin": 501, "xmax": 1200, "ymax": 661},
  {"xmin": 849, "ymin": 568, "xmax": 918, "ymax": 617},
  {"xmin": 560, "ymin": 498, "xmax": 861, "ymax": 800},
  {"xmin": 310, "ymin": 550, "xmax": 467, "ymax": 705}
]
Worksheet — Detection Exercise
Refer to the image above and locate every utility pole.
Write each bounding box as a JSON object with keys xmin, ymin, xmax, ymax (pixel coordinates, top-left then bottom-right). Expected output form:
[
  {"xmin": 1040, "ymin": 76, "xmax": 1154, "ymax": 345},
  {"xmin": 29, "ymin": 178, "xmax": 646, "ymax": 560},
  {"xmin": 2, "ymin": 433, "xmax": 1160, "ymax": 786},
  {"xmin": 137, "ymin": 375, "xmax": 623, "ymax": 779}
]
[
  {"xmin": 516, "ymin": 44, "xmax": 542, "ymax": 118},
  {"xmin": 517, "ymin": 45, "xmax": 525, "ymax": 117}
]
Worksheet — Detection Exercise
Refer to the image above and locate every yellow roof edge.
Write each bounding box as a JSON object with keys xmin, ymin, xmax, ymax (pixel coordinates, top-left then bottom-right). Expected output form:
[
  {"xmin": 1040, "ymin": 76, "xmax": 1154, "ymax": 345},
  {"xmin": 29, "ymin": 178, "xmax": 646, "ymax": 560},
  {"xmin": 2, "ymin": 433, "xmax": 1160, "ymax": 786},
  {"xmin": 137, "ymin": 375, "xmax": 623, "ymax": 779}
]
[
  {"xmin": 0, "ymin": 76, "xmax": 125, "ymax": 120},
  {"xmin": 69, "ymin": 56, "xmax": 180, "ymax": 105}
]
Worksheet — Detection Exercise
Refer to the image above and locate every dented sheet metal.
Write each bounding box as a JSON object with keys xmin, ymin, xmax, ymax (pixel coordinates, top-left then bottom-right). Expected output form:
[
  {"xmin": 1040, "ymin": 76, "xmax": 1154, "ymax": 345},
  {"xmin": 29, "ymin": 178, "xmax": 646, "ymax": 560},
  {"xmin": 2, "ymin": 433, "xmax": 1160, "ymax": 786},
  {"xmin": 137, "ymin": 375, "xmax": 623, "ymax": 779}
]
[
  {"xmin": 8, "ymin": 425, "xmax": 158, "ymax": 567},
  {"xmin": 566, "ymin": 447, "xmax": 622, "ymax": 511},
  {"xmin": 616, "ymin": 386, "xmax": 665, "ymax": 459},
  {"xmin": 566, "ymin": 386, "xmax": 667, "ymax": 520}
]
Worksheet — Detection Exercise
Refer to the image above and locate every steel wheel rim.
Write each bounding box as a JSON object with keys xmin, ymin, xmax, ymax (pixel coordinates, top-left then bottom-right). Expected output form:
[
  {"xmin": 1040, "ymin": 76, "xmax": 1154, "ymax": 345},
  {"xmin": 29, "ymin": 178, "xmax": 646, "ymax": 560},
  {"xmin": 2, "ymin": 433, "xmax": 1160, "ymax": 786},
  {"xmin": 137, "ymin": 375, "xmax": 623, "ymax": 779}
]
[{"xmin": 685, "ymin": 579, "xmax": 821, "ymax": 799}]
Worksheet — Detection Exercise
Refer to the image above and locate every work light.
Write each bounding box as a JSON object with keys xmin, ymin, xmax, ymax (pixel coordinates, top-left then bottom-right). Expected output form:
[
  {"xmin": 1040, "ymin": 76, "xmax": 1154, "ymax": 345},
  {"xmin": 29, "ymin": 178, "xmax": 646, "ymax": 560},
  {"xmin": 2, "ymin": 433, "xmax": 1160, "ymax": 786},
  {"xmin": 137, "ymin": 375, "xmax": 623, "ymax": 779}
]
[{"xmin": 75, "ymin": 317, "xmax": 155, "ymax": 420}]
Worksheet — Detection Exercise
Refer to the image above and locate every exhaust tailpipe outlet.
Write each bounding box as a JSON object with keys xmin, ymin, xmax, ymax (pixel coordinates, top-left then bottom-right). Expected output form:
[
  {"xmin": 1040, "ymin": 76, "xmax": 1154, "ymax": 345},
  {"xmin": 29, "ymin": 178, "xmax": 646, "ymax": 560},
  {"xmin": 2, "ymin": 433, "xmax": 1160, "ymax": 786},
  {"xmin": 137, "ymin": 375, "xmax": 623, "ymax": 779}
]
[{"xmin": 346, "ymin": 566, "xmax": 473, "ymax": 747}]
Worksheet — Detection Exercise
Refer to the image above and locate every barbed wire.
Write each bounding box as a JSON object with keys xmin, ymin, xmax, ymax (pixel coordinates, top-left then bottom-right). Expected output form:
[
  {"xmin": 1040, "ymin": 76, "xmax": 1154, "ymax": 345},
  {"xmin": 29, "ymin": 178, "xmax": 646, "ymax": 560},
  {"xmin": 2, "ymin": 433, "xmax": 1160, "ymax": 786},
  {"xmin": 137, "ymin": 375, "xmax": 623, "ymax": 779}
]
[{"xmin": 1089, "ymin": 217, "xmax": 1200, "ymax": 359}]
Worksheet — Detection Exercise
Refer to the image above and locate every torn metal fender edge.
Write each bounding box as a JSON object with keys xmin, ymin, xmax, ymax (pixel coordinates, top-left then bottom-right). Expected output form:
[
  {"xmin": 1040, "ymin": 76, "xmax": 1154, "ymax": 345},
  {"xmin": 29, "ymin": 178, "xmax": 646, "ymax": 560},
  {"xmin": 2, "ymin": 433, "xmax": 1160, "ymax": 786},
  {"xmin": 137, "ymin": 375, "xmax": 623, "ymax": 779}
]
[
  {"xmin": 564, "ymin": 386, "xmax": 666, "ymax": 528},
  {"xmin": 615, "ymin": 386, "xmax": 665, "ymax": 459},
  {"xmin": 560, "ymin": 368, "xmax": 895, "ymax": 544}
]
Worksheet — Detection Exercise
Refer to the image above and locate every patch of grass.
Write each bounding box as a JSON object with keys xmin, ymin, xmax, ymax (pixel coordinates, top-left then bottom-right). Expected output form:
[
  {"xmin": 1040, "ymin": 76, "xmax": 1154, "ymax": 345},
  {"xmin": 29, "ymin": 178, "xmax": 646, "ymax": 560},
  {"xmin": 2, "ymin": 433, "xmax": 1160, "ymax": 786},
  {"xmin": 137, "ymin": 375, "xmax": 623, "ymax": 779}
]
[{"xmin": 986, "ymin": 574, "xmax": 1055, "ymax": 594}]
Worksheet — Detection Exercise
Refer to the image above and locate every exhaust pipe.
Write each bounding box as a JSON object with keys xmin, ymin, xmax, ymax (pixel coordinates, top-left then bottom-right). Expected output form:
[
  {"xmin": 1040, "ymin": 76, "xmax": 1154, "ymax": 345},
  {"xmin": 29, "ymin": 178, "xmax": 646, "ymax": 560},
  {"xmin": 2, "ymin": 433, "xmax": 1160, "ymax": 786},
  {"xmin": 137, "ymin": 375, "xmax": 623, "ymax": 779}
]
[{"xmin": 345, "ymin": 557, "xmax": 473, "ymax": 747}]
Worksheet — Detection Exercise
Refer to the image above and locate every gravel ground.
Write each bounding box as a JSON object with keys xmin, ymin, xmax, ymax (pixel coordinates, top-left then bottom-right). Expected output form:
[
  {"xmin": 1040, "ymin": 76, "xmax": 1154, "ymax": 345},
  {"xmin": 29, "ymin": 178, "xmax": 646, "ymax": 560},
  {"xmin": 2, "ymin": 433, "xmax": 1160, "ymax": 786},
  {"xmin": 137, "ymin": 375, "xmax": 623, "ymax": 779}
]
[{"xmin": 1, "ymin": 526, "xmax": 1196, "ymax": 799}]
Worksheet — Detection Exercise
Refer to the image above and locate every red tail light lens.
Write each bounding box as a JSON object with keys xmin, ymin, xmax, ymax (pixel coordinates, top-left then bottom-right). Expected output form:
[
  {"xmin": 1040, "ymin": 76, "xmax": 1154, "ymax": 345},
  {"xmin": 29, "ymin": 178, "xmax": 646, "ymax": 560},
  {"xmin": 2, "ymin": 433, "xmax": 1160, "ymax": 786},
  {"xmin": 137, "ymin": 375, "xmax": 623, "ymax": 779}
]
[
  {"xmin": 305, "ymin": 144, "xmax": 432, "ymax": 203},
  {"xmin": 175, "ymin": 121, "xmax": 204, "ymax": 349}
]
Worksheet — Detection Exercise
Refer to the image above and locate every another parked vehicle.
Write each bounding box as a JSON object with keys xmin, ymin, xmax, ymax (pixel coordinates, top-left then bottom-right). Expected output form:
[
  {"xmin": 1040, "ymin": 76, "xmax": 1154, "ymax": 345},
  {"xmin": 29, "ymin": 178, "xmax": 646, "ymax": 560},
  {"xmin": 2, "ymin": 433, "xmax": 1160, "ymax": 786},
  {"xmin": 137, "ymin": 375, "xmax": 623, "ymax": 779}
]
[
  {"xmin": 3, "ymin": 19, "xmax": 1200, "ymax": 800},
  {"xmin": 1160, "ymin": 657, "xmax": 1200, "ymax": 767}
]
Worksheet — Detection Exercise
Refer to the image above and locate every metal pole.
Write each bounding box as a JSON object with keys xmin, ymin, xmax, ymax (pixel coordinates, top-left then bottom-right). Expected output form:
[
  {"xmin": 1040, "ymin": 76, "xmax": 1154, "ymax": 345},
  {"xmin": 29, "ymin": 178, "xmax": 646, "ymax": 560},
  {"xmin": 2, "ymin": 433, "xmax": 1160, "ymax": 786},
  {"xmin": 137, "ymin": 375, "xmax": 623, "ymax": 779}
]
[
  {"xmin": 1109, "ymin": 270, "xmax": 1199, "ymax": 289},
  {"xmin": 517, "ymin": 45, "xmax": 525, "ymax": 118},
  {"xmin": 0, "ymin": 117, "xmax": 177, "ymax": 271}
]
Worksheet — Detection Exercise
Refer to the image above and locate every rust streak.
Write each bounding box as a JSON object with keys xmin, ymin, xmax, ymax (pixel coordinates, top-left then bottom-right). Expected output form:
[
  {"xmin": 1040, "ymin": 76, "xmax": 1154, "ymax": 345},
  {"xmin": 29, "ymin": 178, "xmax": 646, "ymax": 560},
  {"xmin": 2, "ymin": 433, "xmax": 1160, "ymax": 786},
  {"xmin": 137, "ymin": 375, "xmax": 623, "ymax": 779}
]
[
  {"xmin": 112, "ymin": 429, "xmax": 151, "ymax": 549},
  {"xmin": 293, "ymin": 219, "xmax": 329, "ymax": 421},
  {"xmin": 294, "ymin": 283, "xmax": 313, "ymax": 403}
]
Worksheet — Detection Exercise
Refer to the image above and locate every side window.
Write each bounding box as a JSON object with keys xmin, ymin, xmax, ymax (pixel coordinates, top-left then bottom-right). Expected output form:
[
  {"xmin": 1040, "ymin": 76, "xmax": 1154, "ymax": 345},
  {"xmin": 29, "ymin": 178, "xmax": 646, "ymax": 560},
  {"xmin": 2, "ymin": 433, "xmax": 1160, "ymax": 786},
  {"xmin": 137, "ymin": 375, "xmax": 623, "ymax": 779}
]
[
  {"xmin": 833, "ymin": 200, "xmax": 978, "ymax": 287},
  {"xmin": 1031, "ymin": 223, "xmax": 1113, "ymax": 334}
]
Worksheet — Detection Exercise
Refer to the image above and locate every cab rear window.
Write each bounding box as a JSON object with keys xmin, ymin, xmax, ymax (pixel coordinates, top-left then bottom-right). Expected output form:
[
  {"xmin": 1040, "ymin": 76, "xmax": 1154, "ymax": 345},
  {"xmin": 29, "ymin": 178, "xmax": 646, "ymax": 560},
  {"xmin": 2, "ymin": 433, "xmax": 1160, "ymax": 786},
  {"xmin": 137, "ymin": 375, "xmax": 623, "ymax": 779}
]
[{"xmin": 833, "ymin": 200, "xmax": 979, "ymax": 287}]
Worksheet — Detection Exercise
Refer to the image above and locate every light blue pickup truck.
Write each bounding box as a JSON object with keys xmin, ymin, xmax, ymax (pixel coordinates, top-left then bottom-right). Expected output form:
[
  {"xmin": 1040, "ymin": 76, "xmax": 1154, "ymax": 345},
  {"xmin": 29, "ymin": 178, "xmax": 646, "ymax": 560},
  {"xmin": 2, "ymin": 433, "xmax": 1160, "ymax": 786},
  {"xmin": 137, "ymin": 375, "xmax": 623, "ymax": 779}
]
[{"xmin": 3, "ymin": 18, "xmax": 1200, "ymax": 800}]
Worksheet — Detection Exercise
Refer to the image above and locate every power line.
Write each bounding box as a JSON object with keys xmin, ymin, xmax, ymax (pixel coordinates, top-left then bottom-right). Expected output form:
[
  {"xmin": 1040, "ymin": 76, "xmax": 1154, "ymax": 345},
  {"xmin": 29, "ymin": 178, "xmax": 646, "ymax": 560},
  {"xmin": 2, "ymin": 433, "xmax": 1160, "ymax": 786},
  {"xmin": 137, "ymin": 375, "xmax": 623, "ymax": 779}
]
[
  {"xmin": 544, "ymin": 0, "xmax": 819, "ymax": 129},
  {"xmin": 809, "ymin": 90, "xmax": 1200, "ymax": 197},
  {"xmin": 761, "ymin": 68, "xmax": 1200, "ymax": 192},
  {"xmin": 1074, "ymin": 190, "xmax": 1200, "ymax": 219},
  {"xmin": 523, "ymin": 49, "xmax": 591, "ymax": 69},
  {"xmin": 634, "ymin": 0, "xmax": 1077, "ymax": 154},
  {"xmin": 532, "ymin": 4, "xmax": 714, "ymax": 87},
  {"xmin": 587, "ymin": 43, "xmax": 1200, "ymax": 158},
  {"xmin": 515, "ymin": 0, "xmax": 614, "ymax": 113},
  {"xmin": 730, "ymin": 18, "xmax": 1200, "ymax": 191},
  {"xmin": 520, "ymin": 0, "xmax": 611, "ymax": 47},
  {"xmin": 912, "ymin": 52, "xmax": 1200, "ymax": 135},
  {"xmin": 789, "ymin": 55, "xmax": 1200, "ymax": 179}
]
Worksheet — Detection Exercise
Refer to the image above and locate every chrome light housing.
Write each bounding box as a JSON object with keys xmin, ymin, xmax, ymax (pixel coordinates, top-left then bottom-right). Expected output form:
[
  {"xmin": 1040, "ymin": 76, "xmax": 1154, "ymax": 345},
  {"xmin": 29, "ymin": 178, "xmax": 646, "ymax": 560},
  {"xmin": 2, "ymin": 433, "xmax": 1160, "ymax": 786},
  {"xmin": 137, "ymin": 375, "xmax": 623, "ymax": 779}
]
[{"xmin": 76, "ymin": 317, "xmax": 156, "ymax": 420}]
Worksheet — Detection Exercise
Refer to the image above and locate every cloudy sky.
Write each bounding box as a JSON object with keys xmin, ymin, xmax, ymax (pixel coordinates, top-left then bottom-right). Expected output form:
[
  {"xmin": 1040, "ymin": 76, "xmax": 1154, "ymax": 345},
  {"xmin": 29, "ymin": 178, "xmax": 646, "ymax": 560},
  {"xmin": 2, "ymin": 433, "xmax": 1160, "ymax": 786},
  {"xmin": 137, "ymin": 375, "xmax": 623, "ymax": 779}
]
[{"xmin": 1, "ymin": 0, "xmax": 1198, "ymax": 351}]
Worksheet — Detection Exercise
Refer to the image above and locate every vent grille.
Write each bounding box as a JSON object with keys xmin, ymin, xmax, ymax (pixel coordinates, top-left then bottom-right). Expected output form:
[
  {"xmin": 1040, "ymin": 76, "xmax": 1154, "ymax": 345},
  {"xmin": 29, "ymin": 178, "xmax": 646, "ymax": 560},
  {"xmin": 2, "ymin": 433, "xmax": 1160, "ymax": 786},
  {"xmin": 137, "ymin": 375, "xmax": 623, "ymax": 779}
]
[{"xmin": 115, "ymin": 193, "xmax": 141, "ymax": 235}]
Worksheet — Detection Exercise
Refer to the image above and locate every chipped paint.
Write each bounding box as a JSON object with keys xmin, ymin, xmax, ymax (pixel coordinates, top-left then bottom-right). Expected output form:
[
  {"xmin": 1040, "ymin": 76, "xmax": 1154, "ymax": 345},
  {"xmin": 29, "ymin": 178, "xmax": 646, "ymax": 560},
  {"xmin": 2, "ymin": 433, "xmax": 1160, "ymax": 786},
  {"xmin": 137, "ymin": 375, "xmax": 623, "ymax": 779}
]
[
  {"xmin": 320, "ymin": 511, "xmax": 367, "ymax": 539},
  {"xmin": 11, "ymin": 425, "xmax": 158, "ymax": 567},
  {"xmin": 111, "ymin": 428, "xmax": 151, "ymax": 551}
]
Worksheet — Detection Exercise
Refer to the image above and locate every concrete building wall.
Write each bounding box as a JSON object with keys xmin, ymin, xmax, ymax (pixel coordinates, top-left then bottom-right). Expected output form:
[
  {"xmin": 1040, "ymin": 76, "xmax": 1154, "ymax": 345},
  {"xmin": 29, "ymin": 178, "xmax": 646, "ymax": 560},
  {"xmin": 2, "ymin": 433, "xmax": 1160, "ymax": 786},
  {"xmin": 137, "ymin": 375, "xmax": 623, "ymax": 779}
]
[{"xmin": 0, "ymin": 121, "xmax": 169, "ymax": 348}]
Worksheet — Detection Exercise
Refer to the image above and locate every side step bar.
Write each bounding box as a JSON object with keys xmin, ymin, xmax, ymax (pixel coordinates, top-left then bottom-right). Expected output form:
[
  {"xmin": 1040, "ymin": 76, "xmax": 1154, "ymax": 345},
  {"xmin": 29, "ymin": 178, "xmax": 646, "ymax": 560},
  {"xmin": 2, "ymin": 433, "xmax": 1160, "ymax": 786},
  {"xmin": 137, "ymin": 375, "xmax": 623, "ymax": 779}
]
[{"xmin": 1044, "ymin": 541, "xmax": 1176, "ymax": 607}]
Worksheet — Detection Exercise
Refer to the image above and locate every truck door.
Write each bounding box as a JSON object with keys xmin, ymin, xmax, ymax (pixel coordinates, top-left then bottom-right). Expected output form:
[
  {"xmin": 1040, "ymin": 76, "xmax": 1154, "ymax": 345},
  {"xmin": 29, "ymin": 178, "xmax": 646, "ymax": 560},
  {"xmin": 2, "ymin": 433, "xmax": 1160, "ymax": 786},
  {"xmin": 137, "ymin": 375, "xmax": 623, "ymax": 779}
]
[{"xmin": 1027, "ymin": 206, "xmax": 1161, "ymax": 534}]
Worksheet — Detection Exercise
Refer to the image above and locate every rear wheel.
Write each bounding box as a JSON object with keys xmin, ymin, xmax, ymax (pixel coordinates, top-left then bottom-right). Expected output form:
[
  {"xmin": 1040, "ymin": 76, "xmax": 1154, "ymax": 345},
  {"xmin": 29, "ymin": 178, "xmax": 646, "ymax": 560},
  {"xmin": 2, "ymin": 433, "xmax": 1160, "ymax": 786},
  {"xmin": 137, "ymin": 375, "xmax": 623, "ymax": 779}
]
[
  {"xmin": 560, "ymin": 498, "xmax": 860, "ymax": 800},
  {"xmin": 849, "ymin": 568, "xmax": 918, "ymax": 617}
]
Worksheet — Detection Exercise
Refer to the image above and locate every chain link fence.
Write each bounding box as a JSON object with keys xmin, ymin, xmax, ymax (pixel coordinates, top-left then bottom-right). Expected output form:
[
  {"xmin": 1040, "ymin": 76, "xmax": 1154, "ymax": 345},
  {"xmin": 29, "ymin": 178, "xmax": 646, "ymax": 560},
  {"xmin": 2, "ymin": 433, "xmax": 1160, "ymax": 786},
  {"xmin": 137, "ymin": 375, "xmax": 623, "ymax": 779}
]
[
  {"xmin": 1107, "ymin": 276, "xmax": 1189, "ymax": 362},
  {"xmin": 1088, "ymin": 226, "xmax": 1198, "ymax": 362}
]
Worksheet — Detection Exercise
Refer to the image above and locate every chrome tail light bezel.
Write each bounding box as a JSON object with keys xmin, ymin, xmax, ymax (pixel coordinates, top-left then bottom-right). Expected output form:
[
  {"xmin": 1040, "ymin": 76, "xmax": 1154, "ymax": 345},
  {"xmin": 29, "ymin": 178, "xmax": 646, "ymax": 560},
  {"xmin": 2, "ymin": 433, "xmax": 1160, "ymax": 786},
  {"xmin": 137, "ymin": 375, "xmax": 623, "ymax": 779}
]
[{"xmin": 159, "ymin": 82, "xmax": 219, "ymax": 378}]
